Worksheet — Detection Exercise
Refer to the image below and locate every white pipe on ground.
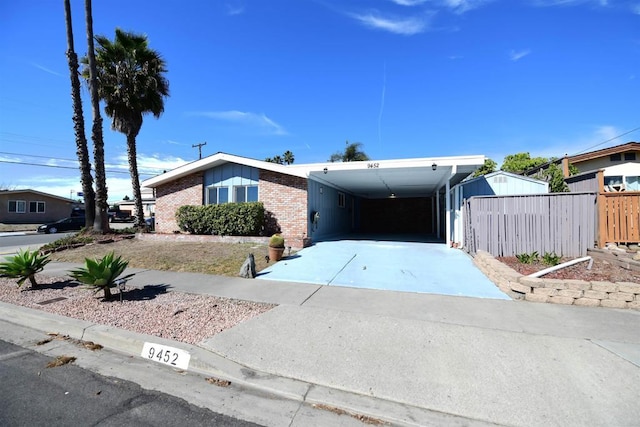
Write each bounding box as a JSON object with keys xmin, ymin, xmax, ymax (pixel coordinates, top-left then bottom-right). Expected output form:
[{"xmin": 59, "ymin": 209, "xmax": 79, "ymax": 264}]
[{"xmin": 527, "ymin": 256, "xmax": 593, "ymax": 278}]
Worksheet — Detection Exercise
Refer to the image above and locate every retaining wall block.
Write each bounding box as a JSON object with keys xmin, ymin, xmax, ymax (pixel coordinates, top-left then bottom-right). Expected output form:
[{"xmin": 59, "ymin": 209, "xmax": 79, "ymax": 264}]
[
  {"xmin": 563, "ymin": 280, "xmax": 591, "ymax": 291},
  {"xmin": 574, "ymin": 298, "xmax": 601, "ymax": 307},
  {"xmin": 548, "ymin": 296, "xmax": 575, "ymax": 305},
  {"xmin": 591, "ymin": 281, "xmax": 618, "ymax": 293},
  {"xmin": 533, "ymin": 288, "xmax": 558, "ymax": 296},
  {"xmin": 608, "ymin": 292, "xmax": 635, "ymax": 302},
  {"xmin": 558, "ymin": 289, "xmax": 584, "ymax": 298},
  {"xmin": 616, "ymin": 282, "xmax": 640, "ymax": 294},
  {"xmin": 518, "ymin": 276, "xmax": 545, "ymax": 288},
  {"xmin": 628, "ymin": 300, "xmax": 640, "ymax": 310},
  {"xmin": 510, "ymin": 282, "xmax": 532, "ymax": 294},
  {"xmin": 583, "ymin": 290, "xmax": 608, "ymax": 300},
  {"xmin": 525, "ymin": 293, "xmax": 549, "ymax": 303},
  {"xmin": 541, "ymin": 278, "xmax": 567, "ymax": 290},
  {"xmin": 600, "ymin": 300, "xmax": 628, "ymax": 309}
]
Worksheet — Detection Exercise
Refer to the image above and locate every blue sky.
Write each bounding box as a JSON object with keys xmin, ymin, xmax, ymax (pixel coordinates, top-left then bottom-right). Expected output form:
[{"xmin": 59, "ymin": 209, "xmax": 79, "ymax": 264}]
[{"xmin": 1, "ymin": 0, "xmax": 639, "ymax": 201}]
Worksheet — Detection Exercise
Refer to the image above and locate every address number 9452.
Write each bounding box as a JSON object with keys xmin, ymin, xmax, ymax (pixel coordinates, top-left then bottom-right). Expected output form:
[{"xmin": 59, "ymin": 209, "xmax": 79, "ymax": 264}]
[{"xmin": 141, "ymin": 342, "xmax": 191, "ymax": 370}]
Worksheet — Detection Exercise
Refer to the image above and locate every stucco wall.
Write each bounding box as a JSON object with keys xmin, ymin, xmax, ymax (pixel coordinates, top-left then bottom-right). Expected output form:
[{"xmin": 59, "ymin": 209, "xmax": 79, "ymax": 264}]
[
  {"xmin": 0, "ymin": 192, "xmax": 73, "ymax": 224},
  {"xmin": 155, "ymin": 173, "xmax": 203, "ymax": 233}
]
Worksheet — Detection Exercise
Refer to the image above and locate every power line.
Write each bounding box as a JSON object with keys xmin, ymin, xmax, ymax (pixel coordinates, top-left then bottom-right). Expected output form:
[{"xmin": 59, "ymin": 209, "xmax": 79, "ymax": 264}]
[
  {"xmin": 0, "ymin": 159, "xmax": 157, "ymax": 176},
  {"xmin": 572, "ymin": 126, "xmax": 640, "ymax": 155},
  {"xmin": 0, "ymin": 151, "xmax": 78, "ymax": 163}
]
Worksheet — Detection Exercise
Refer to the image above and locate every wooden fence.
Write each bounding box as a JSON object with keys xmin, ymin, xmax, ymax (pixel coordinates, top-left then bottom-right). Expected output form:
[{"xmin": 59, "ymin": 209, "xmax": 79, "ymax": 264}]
[
  {"xmin": 463, "ymin": 193, "xmax": 597, "ymax": 257},
  {"xmin": 598, "ymin": 192, "xmax": 640, "ymax": 246}
]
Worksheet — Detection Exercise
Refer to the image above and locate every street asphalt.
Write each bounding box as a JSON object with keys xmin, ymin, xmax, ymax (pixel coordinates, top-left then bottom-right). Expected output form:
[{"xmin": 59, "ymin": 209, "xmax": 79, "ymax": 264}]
[{"xmin": 1, "ymin": 261, "xmax": 639, "ymax": 426}]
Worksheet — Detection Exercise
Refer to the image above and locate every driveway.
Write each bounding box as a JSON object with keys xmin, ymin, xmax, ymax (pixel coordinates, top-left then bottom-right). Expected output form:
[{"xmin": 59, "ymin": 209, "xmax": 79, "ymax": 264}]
[{"xmin": 257, "ymin": 239, "xmax": 510, "ymax": 299}]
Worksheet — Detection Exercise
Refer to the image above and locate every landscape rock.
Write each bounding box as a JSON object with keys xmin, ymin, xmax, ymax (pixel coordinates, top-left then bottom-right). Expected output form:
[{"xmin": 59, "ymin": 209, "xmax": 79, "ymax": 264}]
[{"xmin": 238, "ymin": 253, "xmax": 256, "ymax": 279}]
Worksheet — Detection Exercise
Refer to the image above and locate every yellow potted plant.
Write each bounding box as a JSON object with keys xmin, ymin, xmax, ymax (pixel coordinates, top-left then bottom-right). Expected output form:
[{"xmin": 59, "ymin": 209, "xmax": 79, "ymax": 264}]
[{"xmin": 268, "ymin": 234, "xmax": 285, "ymax": 262}]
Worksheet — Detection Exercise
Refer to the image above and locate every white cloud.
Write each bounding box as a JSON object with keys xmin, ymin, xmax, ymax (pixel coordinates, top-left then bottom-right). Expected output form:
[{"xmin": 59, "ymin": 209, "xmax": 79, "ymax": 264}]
[
  {"xmin": 632, "ymin": 3, "xmax": 640, "ymax": 14},
  {"xmin": 390, "ymin": 0, "xmax": 428, "ymax": 6},
  {"xmin": 440, "ymin": 0, "xmax": 494, "ymax": 13},
  {"xmin": 351, "ymin": 11, "xmax": 432, "ymax": 35},
  {"xmin": 110, "ymin": 153, "xmax": 189, "ymax": 175},
  {"xmin": 189, "ymin": 110, "xmax": 288, "ymax": 135},
  {"xmin": 509, "ymin": 49, "xmax": 531, "ymax": 61},
  {"xmin": 30, "ymin": 63, "xmax": 62, "ymax": 77}
]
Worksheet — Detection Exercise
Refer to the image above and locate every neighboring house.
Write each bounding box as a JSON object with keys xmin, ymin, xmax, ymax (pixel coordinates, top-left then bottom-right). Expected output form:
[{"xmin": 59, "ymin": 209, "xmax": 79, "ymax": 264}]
[
  {"xmin": 141, "ymin": 152, "xmax": 485, "ymax": 248},
  {"xmin": 450, "ymin": 171, "xmax": 549, "ymax": 248},
  {"xmin": 0, "ymin": 189, "xmax": 76, "ymax": 224},
  {"xmin": 562, "ymin": 141, "xmax": 639, "ymax": 192},
  {"xmin": 112, "ymin": 187, "xmax": 156, "ymax": 218}
]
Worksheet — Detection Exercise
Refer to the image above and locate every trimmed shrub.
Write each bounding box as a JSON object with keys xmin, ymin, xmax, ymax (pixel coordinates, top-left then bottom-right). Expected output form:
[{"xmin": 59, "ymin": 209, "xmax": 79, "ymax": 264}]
[{"xmin": 176, "ymin": 202, "xmax": 265, "ymax": 236}]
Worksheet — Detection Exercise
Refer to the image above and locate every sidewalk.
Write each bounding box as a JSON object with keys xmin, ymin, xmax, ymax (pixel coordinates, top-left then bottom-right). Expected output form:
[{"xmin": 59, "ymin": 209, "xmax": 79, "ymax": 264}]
[{"xmin": 2, "ymin": 261, "xmax": 639, "ymax": 426}]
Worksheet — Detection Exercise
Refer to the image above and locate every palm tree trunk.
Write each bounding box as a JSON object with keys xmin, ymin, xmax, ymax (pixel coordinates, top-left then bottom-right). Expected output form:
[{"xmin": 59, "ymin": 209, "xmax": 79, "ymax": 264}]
[
  {"xmin": 64, "ymin": 0, "xmax": 95, "ymax": 227},
  {"xmin": 126, "ymin": 132, "xmax": 145, "ymax": 228},
  {"xmin": 103, "ymin": 285, "xmax": 112, "ymax": 300},
  {"xmin": 84, "ymin": 0, "xmax": 109, "ymax": 233}
]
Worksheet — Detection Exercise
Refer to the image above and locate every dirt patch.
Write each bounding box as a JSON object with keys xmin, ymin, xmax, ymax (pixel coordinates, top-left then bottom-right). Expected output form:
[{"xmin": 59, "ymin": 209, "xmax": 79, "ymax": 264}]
[
  {"xmin": 497, "ymin": 256, "xmax": 640, "ymax": 283},
  {"xmin": 46, "ymin": 236, "xmax": 272, "ymax": 276}
]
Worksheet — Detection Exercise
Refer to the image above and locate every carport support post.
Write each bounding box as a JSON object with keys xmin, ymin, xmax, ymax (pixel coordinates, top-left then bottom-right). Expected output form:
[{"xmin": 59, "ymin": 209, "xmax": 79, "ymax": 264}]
[
  {"xmin": 435, "ymin": 188, "xmax": 440, "ymax": 239},
  {"xmin": 445, "ymin": 178, "xmax": 451, "ymax": 247}
]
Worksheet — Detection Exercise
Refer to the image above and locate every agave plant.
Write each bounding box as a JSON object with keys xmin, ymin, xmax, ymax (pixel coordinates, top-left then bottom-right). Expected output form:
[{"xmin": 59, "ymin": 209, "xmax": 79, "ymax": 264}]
[
  {"xmin": 69, "ymin": 251, "xmax": 129, "ymax": 300},
  {"xmin": 0, "ymin": 249, "xmax": 51, "ymax": 288}
]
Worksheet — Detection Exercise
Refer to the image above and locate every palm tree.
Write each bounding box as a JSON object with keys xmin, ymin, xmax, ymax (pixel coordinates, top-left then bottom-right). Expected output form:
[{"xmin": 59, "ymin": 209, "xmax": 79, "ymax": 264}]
[
  {"xmin": 283, "ymin": 150, "xmax": 295, "ymax": 165},
  {"xmin": 83, "ymin": 0, "xmax": 109, "ymax": 233},
  {"xmin": 329, "ymin": 141, "xmax": 370, "ymax": 162},
  {"xmin": 87, "ymin": 28, "xmax": 169, "ymax": 228},
  {"xmin": 64, "ymin": 0, "xmax": 95, "ymax": 227}
]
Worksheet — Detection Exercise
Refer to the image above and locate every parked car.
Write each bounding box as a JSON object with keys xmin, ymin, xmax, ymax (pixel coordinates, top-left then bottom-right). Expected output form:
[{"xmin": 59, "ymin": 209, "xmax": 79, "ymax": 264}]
[
  {"xmin": 145, "ymin": 216, "xmax": 155, "ymax": 231},
  {"xmin": 108, "ymin": 209, "xmax": 134, "ymax": 223},
  {"xmin": 37, "ymin": 216, "xmax": 86, "ymax": 234}
]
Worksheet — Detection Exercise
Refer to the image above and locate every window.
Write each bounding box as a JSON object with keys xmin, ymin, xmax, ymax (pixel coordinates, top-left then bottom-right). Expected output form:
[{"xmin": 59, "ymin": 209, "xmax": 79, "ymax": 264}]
[
  {"xmin": 337, "ymin": 192, "xmax": 346, "ymax": 208},
  {"xmin": 29, "ymin": 201, "xmax": 45, "ymax": 213},
  {"xmin": 624, "ymin": 153, "xmax": 636, "ymax": 161},
  {"xmin": 625, "ymin": 176, "xmax": 640, "ymax": 191},
  {"xmin": 234, "ymin": 185, "xmax": 258, "ymax": 203},
  {"xmin": 8, "ymin": 200, "xmax": 26, "ymax": 213},
  {"xmin": 207, "ymin": 187, "xmax": 229, "ymax": 204},
  {"xmin": 609, "ymin": 153, "xmax": 621, "ymax": 161},
  {"xmin": 604, "ymin": 176, "xmax": 623, "ymax": 186}
]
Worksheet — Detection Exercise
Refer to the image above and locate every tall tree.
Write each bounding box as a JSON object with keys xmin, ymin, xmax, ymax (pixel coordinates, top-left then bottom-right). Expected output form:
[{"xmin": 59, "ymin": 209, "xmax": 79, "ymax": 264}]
[
  {"xmin": 63, "ymin": 0, "xmax": 95, "ymax": 227},
  {"xmin": 283, "ymin": 150, "xmax": 294, "ymax": 165},
  {"xmin": 86, "ymin": 28, "xmax": 169, "ymax": 228},
  {"xmin": 500, "ymin": 152, "xmax": 547, "ymax": 174},
  {"xmin": 472, "ymin": 158, "xmax": 497, "ymax": 177},
  {"xmin": 329, "ymin": 141, "xmax": 370, "ymax": 162},
  {"xmin": 83, "ymin": 0, "xmax": 109, "ymax": 233}
]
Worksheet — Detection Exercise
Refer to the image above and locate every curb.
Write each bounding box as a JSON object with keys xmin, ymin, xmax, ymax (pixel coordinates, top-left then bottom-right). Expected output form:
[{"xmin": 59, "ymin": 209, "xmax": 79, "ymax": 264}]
[{"xmin": 0, "ymin": 301, "xmax": 493, "ymax": 427}]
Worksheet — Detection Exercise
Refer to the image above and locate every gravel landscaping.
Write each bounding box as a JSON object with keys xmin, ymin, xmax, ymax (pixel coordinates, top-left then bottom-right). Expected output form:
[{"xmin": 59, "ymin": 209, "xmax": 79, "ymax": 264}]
[{"xmin": 0, "ymin": 275, "xmax": 275, "ymax": 345}]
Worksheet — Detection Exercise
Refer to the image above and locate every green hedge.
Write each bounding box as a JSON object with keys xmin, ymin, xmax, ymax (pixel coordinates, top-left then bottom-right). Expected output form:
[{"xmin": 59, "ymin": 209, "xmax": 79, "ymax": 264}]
[{"xmin": 175, "ymin": 202, "xmax": 265, "ymax": 236}]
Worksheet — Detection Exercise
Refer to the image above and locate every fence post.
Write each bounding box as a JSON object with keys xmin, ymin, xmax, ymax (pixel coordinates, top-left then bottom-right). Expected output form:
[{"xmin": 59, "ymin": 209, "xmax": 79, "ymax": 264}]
[{"xmin": 597, "ymin": 170, "xmax": 606, "ymax": 248}]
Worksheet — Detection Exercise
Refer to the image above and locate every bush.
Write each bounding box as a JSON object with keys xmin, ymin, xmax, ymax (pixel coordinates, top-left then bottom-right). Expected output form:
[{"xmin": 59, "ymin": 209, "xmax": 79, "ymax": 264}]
[
  {"xmin": 516, "ymin": 251, "xmax": 539, "ymax": 264},
  {"xmin": 0, "ymin": 249, "xmax": 51, "ymax": 288},
  {"xmin": 40, "ymin": 233, "xmax": 95, "ymax": 253},
  {"xmin": 69, "ymin": 251, "xmax": 129, "ymax": 300},
  {"xmin": 542, "ymin": 252, "xmax": 561, "ymax": 266},
  {"xmin": 176, "ymin": 202, "xmax": 265, "ymax": 236}
]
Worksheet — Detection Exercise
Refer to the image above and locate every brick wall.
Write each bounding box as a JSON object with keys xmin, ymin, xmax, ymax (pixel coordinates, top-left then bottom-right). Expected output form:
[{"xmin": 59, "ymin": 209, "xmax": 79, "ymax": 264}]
[
  {"xmin": 259, "ymin": 170, "xmax": 308, "ymax": 248},
  {"xmin": 155, "ymin": 173, "xmax": 203, "ymax": 233}
]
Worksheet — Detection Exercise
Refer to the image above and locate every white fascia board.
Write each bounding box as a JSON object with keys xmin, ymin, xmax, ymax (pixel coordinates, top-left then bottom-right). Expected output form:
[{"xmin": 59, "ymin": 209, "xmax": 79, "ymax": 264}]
[
  {"xmin": 290, "ymin": 154, "xmax": 486, "ymax": 175},
  {"xmin": 141, "ymin": 152, "xmax": 306, "ymax": 187}
]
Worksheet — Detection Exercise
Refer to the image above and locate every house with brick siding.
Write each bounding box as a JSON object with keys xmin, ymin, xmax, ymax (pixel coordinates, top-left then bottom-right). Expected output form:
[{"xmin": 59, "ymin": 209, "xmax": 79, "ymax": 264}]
[{"xmin": 141, "ymin": 152, "xmax": 485, "ymax": 248}]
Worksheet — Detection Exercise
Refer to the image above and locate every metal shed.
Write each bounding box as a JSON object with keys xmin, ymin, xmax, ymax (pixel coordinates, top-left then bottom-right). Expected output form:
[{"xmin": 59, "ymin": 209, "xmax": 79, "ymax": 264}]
[{"xmin": 450, "ymin": 171, "xmax": 549, "ymax": 247}]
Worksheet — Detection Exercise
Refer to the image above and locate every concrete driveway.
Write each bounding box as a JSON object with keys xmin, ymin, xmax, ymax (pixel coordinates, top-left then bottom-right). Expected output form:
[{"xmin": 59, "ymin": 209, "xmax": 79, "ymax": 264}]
[{"xmin": 257, "ymin": 239, "xmax": 510, "ymax": 299}]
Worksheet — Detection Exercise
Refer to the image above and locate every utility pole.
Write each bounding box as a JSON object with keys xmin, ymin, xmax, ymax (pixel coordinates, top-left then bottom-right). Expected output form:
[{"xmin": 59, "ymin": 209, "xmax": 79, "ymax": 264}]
[{"xmin": 192, "ymin": 141, "xmax": 207, "ymax": 159}]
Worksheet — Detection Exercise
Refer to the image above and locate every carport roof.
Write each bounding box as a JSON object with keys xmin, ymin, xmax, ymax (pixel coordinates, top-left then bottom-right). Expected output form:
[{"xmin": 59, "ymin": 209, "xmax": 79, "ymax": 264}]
[{"xmin": 142, "ymin": 152, "xmax": 485, "ymax": 199}]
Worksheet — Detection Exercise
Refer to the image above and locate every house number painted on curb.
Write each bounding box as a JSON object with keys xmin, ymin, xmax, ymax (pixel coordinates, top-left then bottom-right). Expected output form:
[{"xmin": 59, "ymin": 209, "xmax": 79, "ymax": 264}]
[{"xmin": 141, "ymin": 342, "xmax": 191, "ymax": 370}]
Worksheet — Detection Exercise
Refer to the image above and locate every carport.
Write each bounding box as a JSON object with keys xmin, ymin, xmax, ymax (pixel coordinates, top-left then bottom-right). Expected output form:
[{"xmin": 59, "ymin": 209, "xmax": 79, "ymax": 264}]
[{"xmin": 288, "ymin": 155, "xmax": 485, "ymax": 245}]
